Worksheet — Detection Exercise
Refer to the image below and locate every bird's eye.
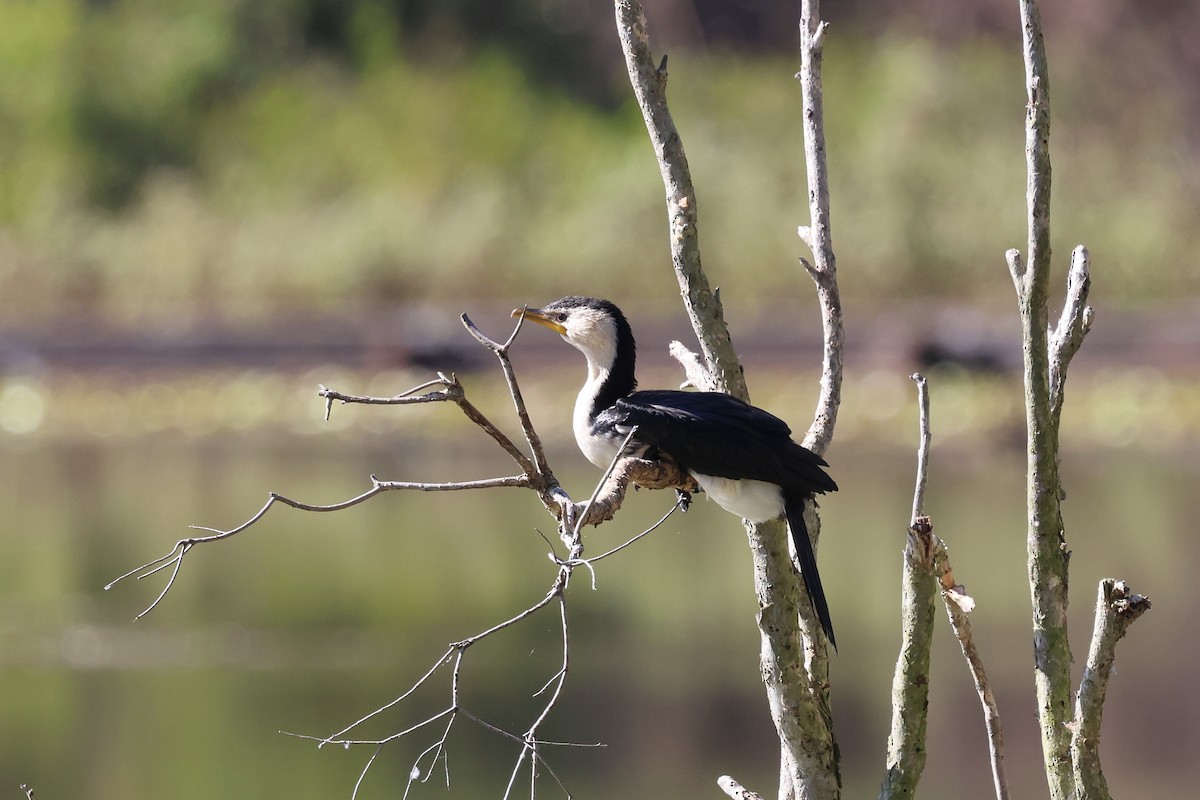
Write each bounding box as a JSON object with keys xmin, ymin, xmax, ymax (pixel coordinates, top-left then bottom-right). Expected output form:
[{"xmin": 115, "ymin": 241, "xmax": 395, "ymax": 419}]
[{"xmin": 554, "ymin": 312, "xmax": 567, "ymax": 322}]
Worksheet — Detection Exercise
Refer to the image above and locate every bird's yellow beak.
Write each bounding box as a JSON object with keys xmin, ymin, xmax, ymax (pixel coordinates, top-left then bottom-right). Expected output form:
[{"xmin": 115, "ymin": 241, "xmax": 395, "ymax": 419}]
[{"xmin": 512, "ymin": 307, "xmax": 566, "ymax": 335}]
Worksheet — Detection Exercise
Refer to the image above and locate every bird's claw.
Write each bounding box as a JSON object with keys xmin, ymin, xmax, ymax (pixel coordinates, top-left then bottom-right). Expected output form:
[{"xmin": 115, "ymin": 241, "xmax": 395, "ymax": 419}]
[
  {"xmin": 550, "ymin": 487, "xmax": 575, "ymax": 524},
  {"xmin": 675, "ymin": 489, "xmax": 692, "ymax": 512}
]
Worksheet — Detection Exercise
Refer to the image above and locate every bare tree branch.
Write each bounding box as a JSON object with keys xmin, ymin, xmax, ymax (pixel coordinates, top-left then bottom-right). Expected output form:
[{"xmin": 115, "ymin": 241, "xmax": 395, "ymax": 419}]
[
  {"xmin": 613, "ymin": 0, "xmax": 745, "ymax": 399},
  {"xmin": 797, "ymin": 1, "xmax": 843, "ymax": 461},
  {"xmin": 768, "ymin": 5, "xmax": 845, "ymax": 798},
  {"xmin": 275, "ymin": 471, "xmax": 672, "ymax": 795},
  {"xmin": 1011, "ymin": 2, "xmax": 1076, "ymax": 795},
  {"xmin": 403, "ymin": 713, "xmax": 454, "ymax": 797},
  {"xmin": 1070, "ymin": 579, "xmax": 1151, "ymax": 799},
  {"xmin": 879, "ymin": 519, "xmax": 936, "ymax": 800},
  {"xmin": 613, "ymin": 8, "xmax": 840, "ymax": 797},
  {"xmin": 321, "ymin": 372, "xmax": 536, "ymax": 477},
  {"xmin": 1012, "ymin": 7, "xmax": 1149, "ymax": 799},
  {"xmin": 879, "ymin": 375, "xmax": 937, "ymax": 800},
  {"xmin": 106, "ymin": 471, "xmax": 532, "ymax": 619}
]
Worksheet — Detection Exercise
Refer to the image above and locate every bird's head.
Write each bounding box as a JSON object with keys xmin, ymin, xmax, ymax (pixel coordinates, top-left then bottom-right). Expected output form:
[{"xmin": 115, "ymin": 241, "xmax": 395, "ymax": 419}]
[{"xmin": 513, "ymin": 296, "xmax": 634, "ymax": 373}]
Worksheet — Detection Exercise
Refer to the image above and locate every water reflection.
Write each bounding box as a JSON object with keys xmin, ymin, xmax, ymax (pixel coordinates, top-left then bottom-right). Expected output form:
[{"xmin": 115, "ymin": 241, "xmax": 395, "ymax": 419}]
[{"xmin": 0, "ymin": 421, "xmax": 1194, "ymax": 798}]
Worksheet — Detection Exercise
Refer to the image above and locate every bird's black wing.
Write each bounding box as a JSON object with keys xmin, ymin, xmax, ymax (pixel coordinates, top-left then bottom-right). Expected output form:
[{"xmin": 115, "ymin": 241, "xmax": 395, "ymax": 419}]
[
  {"xmin": 602, "ymin": 390, "xmax": 836, "ymax": 494},
  {"xmin": 605, "ymin": 389, "xmax": 838, "ymax": 647}
]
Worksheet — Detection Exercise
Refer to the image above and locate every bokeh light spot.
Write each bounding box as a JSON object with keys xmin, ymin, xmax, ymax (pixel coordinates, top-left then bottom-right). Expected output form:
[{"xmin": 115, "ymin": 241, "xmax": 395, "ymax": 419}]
[{"xmin": 0, "ymin": 380, "xmax": 46, "ymax": 434}]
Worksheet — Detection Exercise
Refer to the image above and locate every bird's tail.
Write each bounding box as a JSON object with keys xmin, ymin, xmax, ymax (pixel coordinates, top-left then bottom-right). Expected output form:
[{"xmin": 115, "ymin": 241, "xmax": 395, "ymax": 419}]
[{"xmin": 784, "ymin": 491, "xmax": 836, "ymax": 651}]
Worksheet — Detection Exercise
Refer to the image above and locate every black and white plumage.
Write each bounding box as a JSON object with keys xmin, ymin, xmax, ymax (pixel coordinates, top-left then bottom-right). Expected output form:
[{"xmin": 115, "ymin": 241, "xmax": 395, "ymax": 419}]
[{"xmin": 516, "ymin": 296, "xmax": 839, "ymax": 649}]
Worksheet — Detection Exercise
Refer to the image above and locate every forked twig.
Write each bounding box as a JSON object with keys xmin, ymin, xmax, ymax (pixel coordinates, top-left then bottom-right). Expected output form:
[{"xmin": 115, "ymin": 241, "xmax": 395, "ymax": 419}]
[
  {"xmin": 106, "ymin": 472, "xmax": 530, "ymax": 619},
  {"xmin": 1070, "ymin": 579, "xmax": 1151, "ymax": 797},
  {"xmin": 462, "ymin": 312, "xmax": 554, "ymax": 479}
]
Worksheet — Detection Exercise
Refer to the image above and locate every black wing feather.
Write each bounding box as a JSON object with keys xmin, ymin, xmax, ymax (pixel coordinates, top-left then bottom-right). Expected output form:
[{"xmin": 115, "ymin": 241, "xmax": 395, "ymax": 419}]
[{"xmin": 602, "ymin": 390, "xmax": 836, "ymax": 495}]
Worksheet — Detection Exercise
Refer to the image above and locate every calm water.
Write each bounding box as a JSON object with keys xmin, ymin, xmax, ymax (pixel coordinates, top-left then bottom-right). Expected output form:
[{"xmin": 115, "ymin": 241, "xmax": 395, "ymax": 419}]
[{"xmin": 1, "ymin": 422, "xmax": 1195, "ymax": 798}]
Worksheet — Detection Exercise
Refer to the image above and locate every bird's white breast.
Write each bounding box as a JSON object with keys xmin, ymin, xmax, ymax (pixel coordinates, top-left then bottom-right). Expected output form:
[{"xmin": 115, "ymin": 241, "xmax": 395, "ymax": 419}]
[
  {"xmin": 691, "ymin": 473, "xmax": 785, "ymax": 523},
  {"xmin": 573, "ymin": 390, "xmax": 621, "ymax": 467}
]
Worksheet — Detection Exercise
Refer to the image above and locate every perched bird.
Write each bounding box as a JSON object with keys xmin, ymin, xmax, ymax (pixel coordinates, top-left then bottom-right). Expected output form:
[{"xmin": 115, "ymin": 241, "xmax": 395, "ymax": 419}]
[{"xmin": 515, "ymin": 296, "xmax": 839, "ymax": 648}]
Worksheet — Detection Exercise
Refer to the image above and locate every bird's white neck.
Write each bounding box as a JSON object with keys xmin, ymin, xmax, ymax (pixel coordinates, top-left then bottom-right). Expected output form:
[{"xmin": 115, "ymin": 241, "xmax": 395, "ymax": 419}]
[
  {"xmin": 559, "ymin": 312, "xmax": 632, "ymax": 468},
  {"xmin": 572, "ymin": 358, "xmax": 616, "ymax": 467}
]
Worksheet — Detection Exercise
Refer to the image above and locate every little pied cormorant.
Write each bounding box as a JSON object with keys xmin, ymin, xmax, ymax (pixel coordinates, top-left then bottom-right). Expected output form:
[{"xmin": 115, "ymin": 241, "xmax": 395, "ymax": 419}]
[{"xmin": 515, "ymin": 296, "xmax": 839, "ymax": 649}]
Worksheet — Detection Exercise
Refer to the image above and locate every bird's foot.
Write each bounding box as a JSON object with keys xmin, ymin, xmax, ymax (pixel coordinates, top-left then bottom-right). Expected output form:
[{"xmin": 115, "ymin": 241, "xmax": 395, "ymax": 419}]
[
  {"xmin": 675, "ymin": 489, "xmax": 692, "ymax": 512},
  {"xmin": 549, "ymin": 486, "xmax": 577, "ymax": 526}
]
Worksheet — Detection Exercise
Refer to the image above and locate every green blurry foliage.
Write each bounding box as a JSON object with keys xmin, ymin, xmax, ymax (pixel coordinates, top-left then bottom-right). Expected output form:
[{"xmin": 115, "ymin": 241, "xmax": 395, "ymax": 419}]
[{"xmin": 0, "ymin": 1, "xmax": 1196, "ymax": 327}]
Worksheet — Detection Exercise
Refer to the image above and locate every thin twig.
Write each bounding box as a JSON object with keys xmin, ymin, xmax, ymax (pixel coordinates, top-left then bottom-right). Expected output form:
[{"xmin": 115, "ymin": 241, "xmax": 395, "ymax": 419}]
[
  {"xmin": 106, "ymin": 474, "xmax": 530, "ymax": 619},
  {"xmin": 909, "ymin": 373, "xmax": 931, "ymax": 523},
  {"xmin": 525, "ymin": 597, "xmax": 571, "ymax": 735},
  {"xmin": 573, "ymin": 455, "xmax": 697, "ymax": 529},
  {"xmin": 502, "ymin": 743, "xmax": 528, "ymax": 800},
  {"xmin": 405, "ymin": 714, "xmax": 456, "ymax": 796},
  {"xmin": 352, "ymin": 742, "xmax": 386, "ymax": 800},
  {"xmin": 452, "ymin": 585, "xmax": 561, "ymax": 648},
  {"xmin": 571, "ymin": 426, "xmax": 640, "ymax": 545},
  {"xmin": 318, "ymin": 649, "xmax": 457, "ymax": 745},
  {"xmin": 462, "ymin": 313, "xmax": 553, "ymax": 479},
  {"xmin": 286, "ymin": 708, "xmax": 456, "ymax": 748},
  {"xmin": 318, "ymin": 376, "xmax": 454, "ymax": 420},
  {"xmin": 930, "ymin": 539, "xmax": 1009, "ymax": 800},
  {"xmin": 324, "ymin": 370, "xmax": 540, "ymax": 477},
  {"xmin": 568, "ymin": 495, "xmax": 684, "ymax": 570},
  {"xmin": 504, "ymin": 594, "xmax": 573, "ymax": 799}
]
